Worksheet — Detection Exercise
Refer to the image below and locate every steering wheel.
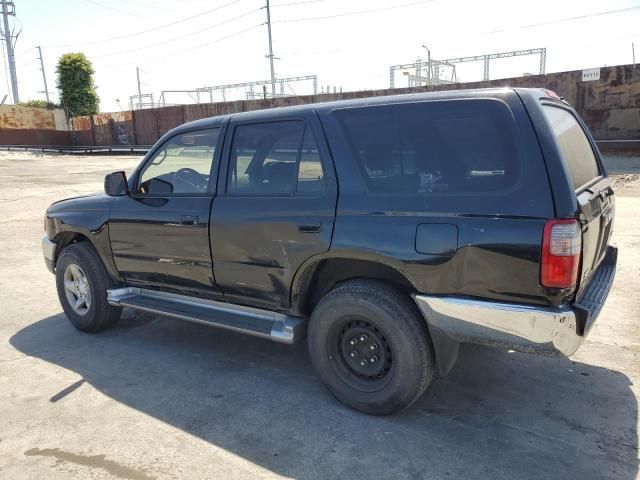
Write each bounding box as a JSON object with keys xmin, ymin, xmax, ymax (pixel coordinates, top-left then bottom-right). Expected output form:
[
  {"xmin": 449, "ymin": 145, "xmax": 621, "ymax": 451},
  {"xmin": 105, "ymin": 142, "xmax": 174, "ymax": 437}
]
[{"xmin": 173, "ymin": 167, "xmax": 208, "ymax": 193}]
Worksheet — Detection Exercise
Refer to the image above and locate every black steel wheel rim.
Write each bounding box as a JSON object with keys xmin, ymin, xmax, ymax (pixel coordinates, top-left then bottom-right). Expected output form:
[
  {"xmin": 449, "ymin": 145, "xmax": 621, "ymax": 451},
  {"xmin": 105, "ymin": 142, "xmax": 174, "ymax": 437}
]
[{"xmin": 328, "ymin": 317, "xmax": 394, "ymax": 392}]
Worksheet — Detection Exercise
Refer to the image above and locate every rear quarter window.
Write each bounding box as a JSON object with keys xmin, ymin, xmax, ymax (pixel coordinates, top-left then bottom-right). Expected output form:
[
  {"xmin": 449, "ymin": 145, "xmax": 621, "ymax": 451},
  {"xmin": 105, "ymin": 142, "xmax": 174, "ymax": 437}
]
[
  {"xmin": 334, "ymin": 99, "xmax": 522, "ymax": 195},
  {"xmin": 542, "ymin": 105, "xmax": 601, "ymax": 191}
]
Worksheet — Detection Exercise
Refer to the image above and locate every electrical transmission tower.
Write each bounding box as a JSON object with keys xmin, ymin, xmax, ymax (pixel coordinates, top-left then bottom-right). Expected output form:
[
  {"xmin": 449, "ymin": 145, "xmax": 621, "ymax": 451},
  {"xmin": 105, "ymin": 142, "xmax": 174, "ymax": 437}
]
[
  {"xmin": 390, "ymin": 47, "xmax": 547, "ymax": 88},
  {"xmin": 0, "ymin": 0, "xmax": 18, "ymax": 103}
]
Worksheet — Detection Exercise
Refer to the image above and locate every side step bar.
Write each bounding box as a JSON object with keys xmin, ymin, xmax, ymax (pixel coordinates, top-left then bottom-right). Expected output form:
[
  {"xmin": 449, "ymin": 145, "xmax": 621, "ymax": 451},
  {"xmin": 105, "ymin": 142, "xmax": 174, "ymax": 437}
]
[{"xmin": 107, "ymin": 287, "xmax": 306, "ymax": 344}]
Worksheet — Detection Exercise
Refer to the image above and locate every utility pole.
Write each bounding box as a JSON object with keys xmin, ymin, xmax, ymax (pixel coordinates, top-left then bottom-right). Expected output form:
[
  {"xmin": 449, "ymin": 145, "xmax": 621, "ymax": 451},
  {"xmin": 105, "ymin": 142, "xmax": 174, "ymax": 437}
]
[
  {"xmin": 136, "ymin": 66, "xmax": 142, "ymax": 109},
  {"xmin": 37, "ymin": 46, "xmax": 50, "ymax": 102},
  {"xmin": 265, "ymin": 0, "xmax": 276, "ymax": 97},
  {"xmin": 1, "ymin": 0, "xmax": 18, "ymax": 103}
]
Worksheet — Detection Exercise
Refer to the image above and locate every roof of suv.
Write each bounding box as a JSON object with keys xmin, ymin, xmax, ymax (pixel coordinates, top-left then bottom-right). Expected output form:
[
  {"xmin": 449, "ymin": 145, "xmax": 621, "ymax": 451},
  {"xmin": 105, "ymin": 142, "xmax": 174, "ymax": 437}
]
[{"xmin": 172, "ymin": 87, "xmax": 548, "ymax": 134}]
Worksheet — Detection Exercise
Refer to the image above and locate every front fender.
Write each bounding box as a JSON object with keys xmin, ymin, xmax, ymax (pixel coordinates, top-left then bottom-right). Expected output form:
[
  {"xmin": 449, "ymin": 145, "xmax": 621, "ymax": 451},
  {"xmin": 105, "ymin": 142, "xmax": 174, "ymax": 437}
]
[{"xmin": 46, "ymin": 196, "xmax": 121, "ymax": 281}]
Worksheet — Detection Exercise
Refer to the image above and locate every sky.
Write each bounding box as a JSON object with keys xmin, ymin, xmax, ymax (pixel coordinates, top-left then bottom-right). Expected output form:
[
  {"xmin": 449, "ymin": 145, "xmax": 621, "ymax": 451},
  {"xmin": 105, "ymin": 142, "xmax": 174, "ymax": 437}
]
[{"xmin": 7, "ymin": 0, "xmax": 640, "ymax": 112}]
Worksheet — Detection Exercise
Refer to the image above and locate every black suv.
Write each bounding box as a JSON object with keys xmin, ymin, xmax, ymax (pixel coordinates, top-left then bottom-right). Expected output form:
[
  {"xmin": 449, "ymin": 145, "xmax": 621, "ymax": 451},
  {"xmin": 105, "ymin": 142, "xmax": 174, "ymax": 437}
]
[{"xmin": 43, "ymin": 88, "xmax": 617, "ymax": 415}]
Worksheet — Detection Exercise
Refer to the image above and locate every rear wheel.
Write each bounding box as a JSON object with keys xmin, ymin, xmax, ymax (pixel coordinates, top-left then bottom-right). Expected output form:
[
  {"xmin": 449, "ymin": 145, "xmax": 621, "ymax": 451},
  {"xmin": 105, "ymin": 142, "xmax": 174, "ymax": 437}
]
[
  {"xmin": 55, "ymin": 242, "xmax": 122, "ymax": 332},
  {"xmin": 308, "ymin": 280, "xmax": 435, "ymax": 415}
]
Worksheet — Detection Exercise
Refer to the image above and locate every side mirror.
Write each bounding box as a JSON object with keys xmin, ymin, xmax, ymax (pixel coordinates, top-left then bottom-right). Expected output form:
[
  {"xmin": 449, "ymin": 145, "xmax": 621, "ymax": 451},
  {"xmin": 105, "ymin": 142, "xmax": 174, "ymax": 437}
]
[{"xmin": 104, "ymin": 171, "xmax": 129, "ymax": 196}]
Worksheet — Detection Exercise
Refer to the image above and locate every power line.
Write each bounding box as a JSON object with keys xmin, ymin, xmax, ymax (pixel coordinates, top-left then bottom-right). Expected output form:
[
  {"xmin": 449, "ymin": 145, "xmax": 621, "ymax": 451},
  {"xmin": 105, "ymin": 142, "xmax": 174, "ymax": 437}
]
[
  {"xmin": 274, "ymin": 0, "xmax": 436, "ymax": 23},
  {"xmin": 44, "ymin": 0, "xmax": 246, "ymax": 48},
  {"xmin": 112, "ymin": 0, "xmax": 180, "ymax": 12},
  {"xmin": 13, "ymin": 45, "xmax": 33, "ymax": 57},
  {"xmin": 83, "ymin": 0, "xmax": 145, "ymax": 18},
  {"xmin": 98, "ymin": 23, "xmax": 263, "ymax": 69},
  {"xmin": 90, "ymin": 7, "xmax": 261, "ymax": 59},
  {"xmin": 271, "ymin": 0, "xmax": 325, "ymax": 6},
  {"xmin": 481, "ymin": 5, "xmax": 640, "ymax": 34},
  {"xmin": 15, "ymin": 57, "xmax": 38, "ymax": 69}
]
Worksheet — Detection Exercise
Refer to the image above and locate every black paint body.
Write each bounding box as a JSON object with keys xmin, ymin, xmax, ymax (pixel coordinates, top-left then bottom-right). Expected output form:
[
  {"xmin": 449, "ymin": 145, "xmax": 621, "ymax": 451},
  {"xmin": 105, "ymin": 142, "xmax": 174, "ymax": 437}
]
[{"xmin": 45, "ymin": 88, "xmax": 614, "ymax": 319}]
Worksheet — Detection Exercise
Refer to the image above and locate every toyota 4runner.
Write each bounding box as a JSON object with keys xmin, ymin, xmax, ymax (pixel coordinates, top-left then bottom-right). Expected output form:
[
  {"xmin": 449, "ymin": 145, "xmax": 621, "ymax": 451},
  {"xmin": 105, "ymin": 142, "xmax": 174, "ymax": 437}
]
[{"xmin": 43, "ymin": 88, "xmax": 617, "ymax": 415}]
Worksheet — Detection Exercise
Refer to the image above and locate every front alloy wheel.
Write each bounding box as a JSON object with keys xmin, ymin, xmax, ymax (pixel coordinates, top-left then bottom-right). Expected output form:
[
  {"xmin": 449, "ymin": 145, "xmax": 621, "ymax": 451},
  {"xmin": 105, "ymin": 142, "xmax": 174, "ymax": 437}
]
[
  {"xmin": 63, "ymin": 263, "xmax": 92, "ymax": 315},
  {"xmin": 55, "ymin": 242, "xmax": 122, "ymax": 332}
]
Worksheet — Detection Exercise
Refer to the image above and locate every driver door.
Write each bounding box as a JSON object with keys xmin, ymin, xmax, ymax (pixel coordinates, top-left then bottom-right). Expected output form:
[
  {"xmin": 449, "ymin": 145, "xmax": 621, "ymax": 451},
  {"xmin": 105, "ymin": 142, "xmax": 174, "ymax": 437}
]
[{"xmin": 109, "ymin": 126, "xmax": 223, "ymax": 299}]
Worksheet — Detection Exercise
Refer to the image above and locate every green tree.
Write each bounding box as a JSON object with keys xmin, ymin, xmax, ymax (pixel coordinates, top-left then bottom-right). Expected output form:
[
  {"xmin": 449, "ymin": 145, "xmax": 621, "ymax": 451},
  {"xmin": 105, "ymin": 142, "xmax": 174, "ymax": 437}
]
[
  {"xmin": 56, "ymin": 53, "xmax": 99, "ymax": 117},
  {"xmin": 17, "ymin": 99, "xmax": 59, "ymax": 109}
]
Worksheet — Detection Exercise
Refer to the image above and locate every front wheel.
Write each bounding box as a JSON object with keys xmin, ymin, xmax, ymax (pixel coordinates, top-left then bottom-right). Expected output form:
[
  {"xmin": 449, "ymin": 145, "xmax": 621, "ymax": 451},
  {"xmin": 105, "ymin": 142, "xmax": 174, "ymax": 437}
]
[
  {"xmin": 307, "ymin": 280, "xmax": 436, "ymax": 415},
  {"xmin": 55, "ymin": 242, "xmax": 122, "ymax": 332}
]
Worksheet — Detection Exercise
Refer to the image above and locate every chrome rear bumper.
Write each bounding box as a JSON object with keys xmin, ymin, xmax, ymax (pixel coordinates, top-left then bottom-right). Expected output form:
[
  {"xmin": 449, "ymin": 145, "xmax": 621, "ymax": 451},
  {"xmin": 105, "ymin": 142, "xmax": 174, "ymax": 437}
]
[
  {"xmin": 414, "ymin": 295, "xmax": 581, "ymax": 356},
  {"xmin": 414, "ymin": 245, "xmax": 616, "ymax": 358}
]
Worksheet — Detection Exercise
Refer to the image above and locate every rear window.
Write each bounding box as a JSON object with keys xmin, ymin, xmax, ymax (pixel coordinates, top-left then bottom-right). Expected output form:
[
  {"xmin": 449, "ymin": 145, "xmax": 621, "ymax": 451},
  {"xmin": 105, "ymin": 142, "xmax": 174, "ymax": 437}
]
[
  {"xmin": 335, "ymin": 99, "xmax": 521, "ymax": 195},
  {"xmin": 542, "ymin": 105, "xmax": 601, "ymax": 190}
]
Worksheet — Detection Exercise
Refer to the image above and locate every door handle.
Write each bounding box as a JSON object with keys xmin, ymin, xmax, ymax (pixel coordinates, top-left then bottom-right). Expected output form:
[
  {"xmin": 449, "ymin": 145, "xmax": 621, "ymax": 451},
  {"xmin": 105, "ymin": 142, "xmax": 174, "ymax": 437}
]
[
  {"xmin": 298, "ymin": 223, "xmax": 321, "ymax": 233},
  {"xmin": 179, "ymin": 215, "xmax": 199, "ymax": 225}
]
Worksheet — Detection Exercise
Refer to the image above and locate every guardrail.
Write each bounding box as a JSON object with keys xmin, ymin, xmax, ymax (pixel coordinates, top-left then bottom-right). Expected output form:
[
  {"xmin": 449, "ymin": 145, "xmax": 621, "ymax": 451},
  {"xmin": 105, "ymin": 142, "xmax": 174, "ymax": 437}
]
[{"xmin": 0, "ymin": 145, "xmax": 152, "ymax": 154}]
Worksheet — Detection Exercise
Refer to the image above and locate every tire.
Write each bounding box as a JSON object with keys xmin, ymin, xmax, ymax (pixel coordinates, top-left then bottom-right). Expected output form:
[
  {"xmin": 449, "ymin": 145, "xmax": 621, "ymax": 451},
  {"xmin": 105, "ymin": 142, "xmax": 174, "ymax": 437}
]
[
  {"xmin": 55, "ymin": 242, "xmax": 122, "ymax": 332},
  {"xmin": 308, "ymin": 279, "xmax": 436, "ymax": 415}
]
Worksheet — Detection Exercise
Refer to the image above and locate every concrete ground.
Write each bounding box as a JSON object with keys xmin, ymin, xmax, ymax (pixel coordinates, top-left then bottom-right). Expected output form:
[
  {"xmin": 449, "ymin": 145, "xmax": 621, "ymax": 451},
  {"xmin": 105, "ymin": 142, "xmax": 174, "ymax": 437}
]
[{"xmin": 0, "ymin": 151, "xmax": 638, "ymax": 480}]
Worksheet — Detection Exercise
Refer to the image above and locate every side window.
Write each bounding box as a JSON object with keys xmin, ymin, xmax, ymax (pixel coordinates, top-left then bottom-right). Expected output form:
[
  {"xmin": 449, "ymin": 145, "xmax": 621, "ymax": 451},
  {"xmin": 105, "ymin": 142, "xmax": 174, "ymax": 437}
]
[
  {"xmin": 335, "ymin": 100, "xmax": 521, "ymax": 195},
  {"xmin": 297, "ymin": 128, "xmax": 325, "ymax": 193},
  {"xmin": 228, "ymin": 121, "xmax": 308, "ymax": 195},
  {"xmin": 542, "ymin": 105, "xmax": 601, "ymax": 190},
  {"xmin": 138, "ymin": 128, "xmax": 220, "ymax": 195}
]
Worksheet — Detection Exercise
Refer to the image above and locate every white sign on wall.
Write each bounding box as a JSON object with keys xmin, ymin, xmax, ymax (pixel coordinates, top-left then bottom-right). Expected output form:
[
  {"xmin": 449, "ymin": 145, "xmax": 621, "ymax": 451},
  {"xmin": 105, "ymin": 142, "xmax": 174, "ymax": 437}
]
[{"xmin": 582, "ymin": 68, "xmax": 601, "ymax": 82}]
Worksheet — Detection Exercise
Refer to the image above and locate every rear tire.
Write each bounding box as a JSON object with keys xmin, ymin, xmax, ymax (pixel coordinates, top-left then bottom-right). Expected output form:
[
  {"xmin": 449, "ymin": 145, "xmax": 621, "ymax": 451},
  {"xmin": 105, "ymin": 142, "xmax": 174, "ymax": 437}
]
[
  {"xmin": 308, "ymin": 279, "xmax": 435, "ymax": 415},
  {"xmin": 55, "ymin": 242, "xmax": 122, "ymax": 332}
]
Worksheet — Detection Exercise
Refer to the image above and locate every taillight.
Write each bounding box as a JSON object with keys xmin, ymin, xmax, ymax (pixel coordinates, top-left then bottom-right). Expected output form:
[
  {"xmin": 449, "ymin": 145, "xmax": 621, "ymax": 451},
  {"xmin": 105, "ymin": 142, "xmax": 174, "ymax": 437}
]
[{"xmin": 541, "ymin": 219, "xmax": 581, "ymax": 289}]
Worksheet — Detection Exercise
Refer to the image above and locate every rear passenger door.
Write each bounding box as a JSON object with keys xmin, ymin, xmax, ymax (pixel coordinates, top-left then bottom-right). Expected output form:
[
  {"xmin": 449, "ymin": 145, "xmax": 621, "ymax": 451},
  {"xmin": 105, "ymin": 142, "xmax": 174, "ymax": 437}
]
[{"xmin": 210, "ymin": 112, "xmax": 337, "ymax": 310}]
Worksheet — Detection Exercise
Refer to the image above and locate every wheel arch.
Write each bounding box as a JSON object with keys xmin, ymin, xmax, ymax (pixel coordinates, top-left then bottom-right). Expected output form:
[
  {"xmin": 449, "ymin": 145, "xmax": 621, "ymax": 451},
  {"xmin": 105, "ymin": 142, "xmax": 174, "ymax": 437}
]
[
  {"xmin": 292, "ymin": 254, "xmax": 460, "ymax": 376},
  {"xmin": 291, "ymin": 253, "xmax": 417, "ymax": 317},
  {"xmin": 51, "ymin": 229, "xmax": 122, "ymax": 283},
  {"xmin": 53, "ymin": 231, "xmax": 90, "ymax": 261}
]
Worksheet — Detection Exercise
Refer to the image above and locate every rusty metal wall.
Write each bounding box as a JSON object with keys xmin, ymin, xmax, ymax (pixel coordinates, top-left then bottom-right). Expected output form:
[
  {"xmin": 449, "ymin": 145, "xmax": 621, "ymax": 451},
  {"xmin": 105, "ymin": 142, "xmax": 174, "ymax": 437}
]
[
  {"xmin": 157, "ymin": 106, "xmax": 184, "ymax": 137},
  {"xmin": 0, "ymin": 129, "xmax": 70, "ymax": 145},
  {"xmin": 132, "ymin": 109, "xmax": 158, "ymax": 145},
  {"xmin": 0, "ymin": 105, "xmax": 71, "ymax": 145},
  {"xmin": 0, "ymin": 105, "xmax": 61, "ymax": 130},
  {"xmin": 69, "ymin": 63, "xmax": 640, "ymax": 147},
  {"xmin": 70, "ymin": 116, "xmax": 93, "ymax": 145},
  {"xmin": 92, "ymin": 113, "xmax": 112, "ymax": 146},
  {"xmin": 93, "ymin": 111, "xmax": 135, "ymax": 145}
]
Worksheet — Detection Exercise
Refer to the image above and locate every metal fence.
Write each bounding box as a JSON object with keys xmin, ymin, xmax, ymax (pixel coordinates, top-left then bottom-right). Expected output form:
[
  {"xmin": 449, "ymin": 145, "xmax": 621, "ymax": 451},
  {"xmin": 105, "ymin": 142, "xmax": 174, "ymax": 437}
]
[{"xmin": 66, "ymin": 63, "xmax": 640, "ymax": 149}]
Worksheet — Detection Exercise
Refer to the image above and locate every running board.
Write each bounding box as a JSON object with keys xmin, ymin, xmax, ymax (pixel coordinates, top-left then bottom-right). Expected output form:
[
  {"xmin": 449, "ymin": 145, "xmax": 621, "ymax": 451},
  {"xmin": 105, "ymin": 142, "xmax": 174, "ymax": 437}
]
[{"xmin": 107, "ymin": 287, "xmax": 306, "ymax": 344}]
